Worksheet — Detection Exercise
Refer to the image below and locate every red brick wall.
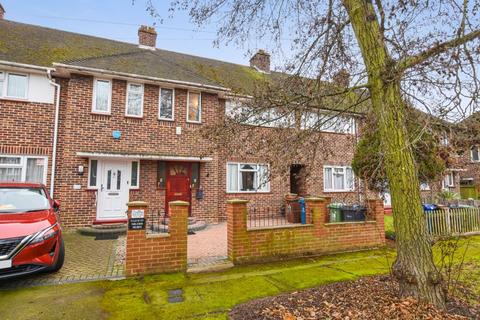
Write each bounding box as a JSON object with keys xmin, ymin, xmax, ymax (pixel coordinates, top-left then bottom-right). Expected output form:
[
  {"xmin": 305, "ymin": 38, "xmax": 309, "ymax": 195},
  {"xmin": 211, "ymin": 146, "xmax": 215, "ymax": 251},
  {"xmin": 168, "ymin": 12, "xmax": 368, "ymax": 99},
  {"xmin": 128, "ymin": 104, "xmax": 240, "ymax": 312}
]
[
  {"xmin": 0, "ymin": 97, "xmax": 56, "ymax": 186},
  {"xmin": 54, "ymin": 74, "xmax": 222, "ymax": 226},
  {"xmin": 125, "ymin": 201, "xmax": 188, "ymax": 276},
  {"xmin": 227, "ymin": 197, "xmax": 385, "ymax": 264}
]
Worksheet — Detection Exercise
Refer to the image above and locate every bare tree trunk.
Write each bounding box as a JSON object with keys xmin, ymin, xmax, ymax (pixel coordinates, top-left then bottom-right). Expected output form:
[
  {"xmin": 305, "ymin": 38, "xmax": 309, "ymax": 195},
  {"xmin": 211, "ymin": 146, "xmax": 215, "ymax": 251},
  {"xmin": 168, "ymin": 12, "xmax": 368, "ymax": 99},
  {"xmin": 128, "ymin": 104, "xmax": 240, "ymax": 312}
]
[{"xmin": 343, "ymin": 0, "xmax": 446, "ymax": 308}]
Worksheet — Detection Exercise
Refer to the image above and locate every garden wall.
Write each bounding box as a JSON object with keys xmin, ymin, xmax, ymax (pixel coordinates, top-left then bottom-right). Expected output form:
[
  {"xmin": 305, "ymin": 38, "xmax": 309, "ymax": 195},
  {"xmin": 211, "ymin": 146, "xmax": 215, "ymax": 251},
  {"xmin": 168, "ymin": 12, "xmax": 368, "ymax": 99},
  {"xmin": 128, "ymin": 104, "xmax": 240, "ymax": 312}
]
[
  {"xmin": 227, "ymin": 197, "xmax": 385, "ymax": 264},
  {"xmin": 125, "ymin": 201, "xmax": 188, "ymax": 276}
]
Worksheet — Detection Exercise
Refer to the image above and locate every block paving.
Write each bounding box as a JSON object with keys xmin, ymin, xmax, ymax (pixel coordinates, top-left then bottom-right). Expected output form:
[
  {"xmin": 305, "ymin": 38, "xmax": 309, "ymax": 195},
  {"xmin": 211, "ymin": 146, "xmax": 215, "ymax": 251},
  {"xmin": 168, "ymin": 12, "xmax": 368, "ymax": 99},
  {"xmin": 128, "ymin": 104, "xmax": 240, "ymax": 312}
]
[{"xmin": 0, "ymin": 231, "xmax": 125, "ymax": 289}]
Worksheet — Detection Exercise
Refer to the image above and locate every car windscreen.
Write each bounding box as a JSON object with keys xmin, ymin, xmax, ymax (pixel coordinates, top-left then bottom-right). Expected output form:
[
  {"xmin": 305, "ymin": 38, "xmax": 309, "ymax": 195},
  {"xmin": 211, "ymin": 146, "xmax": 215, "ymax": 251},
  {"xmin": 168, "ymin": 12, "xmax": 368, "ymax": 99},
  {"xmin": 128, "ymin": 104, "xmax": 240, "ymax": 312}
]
[{"xmin": 0, "ymin": 187, "xmax": 50, "ymax": 213}]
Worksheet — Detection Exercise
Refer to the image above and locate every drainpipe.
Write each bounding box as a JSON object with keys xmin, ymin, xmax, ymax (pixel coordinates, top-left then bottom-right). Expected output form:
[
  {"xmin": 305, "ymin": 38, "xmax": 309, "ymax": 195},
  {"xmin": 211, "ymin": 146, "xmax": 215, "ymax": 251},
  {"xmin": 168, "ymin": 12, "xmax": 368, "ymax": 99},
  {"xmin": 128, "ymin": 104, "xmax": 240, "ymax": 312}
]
[{"xmin": 47, "ymin": 70, "xmax": 61, "ymax": 198}]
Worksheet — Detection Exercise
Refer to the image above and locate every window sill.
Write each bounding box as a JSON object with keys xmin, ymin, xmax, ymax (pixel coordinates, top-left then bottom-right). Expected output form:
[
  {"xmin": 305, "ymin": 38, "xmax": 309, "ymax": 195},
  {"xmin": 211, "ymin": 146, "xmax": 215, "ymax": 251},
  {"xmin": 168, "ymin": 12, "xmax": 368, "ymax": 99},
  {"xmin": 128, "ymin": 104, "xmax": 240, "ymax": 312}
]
[
  {"xmin": 0, "ymin": 96, "xmax": 30, "ymax": 103},
  {"xmin": 91, "ymin": 111, "xmax": 111, "ymax": 116},
  {"xmin": 186, "ymin": 120, "xmax": 202, "ymax": 125},
  {"xmin": 159, "ymin": 117, "xmax": 175, "ymax": 122},
  {"xmin": 125, "ymin": 115, "xmax": 143, "ymax": 119},
  {"xmin": 226, "ymin": 191, "xmax": 271, "ymax": 194}
]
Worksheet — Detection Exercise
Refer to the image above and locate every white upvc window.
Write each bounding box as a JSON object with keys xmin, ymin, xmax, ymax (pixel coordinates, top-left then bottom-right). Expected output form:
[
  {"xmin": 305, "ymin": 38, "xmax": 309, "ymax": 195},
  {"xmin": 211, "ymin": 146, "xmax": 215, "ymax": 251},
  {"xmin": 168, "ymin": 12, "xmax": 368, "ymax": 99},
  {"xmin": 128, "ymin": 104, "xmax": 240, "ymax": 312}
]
[
  {"xmin": 471, "ymin": 146, "xmax": 480, "ymax": 162},
  {"xmin": 187, "ymin": 91, "xmax": 202, "ymax": 123},
  {"xmin": 159, "ymin": 88, "xmax": 175, "ymax": 121},
  {"xmin": 0, "ymin": 71, "xmax": 4, "ymax": 97},
  {"xmin": 301, "ymin": 112, "xmax": 355, "ymax": 134},
  {"xmin": 420, "ymin": 182, "xmax": 431, "ymax": 191},
  {"xmin": 125, "ymin": 83, "xmax": 144, "ymax": 117},
  {"xmin": 88, "ymin": 159, "xmax": 99, "ymax": 189},
  {"xmin": 0, "ymin": 155, "xmax": 47, "ymax": 184},
  {"xmin": 227, "ymin": 163, "xmax": 270, "ymax": 193},
  {"xmin": 92, "ymin": 78, "xmax": 112, "ymax": 114},
  {"xmin": 442, "ymin": 172, "xmax": 454, "ymax": 189},
  {"xmin": 1, "ymin": 72, "xmax": 28, "ymax": 99},
  {"xmin": 324, "ymin": 165, "xmax": 354, "ymax": 192},
  {"xmin": 130, "ymin": 161, "xmax": 140, "ymax": 189}
]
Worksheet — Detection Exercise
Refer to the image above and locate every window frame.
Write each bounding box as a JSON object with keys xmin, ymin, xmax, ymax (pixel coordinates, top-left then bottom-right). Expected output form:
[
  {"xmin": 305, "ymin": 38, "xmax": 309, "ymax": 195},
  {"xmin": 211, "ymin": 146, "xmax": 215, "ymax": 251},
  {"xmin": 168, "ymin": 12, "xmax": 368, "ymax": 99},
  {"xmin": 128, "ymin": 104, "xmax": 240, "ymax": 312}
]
[
  {"xmin": 471, "ymin": 146, "xmax": 480, "ymax": 162},
  {"xmin": 226, "ymin": 162, "xmax": 270, "ymax": 193},
  {"xmin": 3, "ymin": 72, "xmax": 29, "ymax": 100},
  {"xmin": 442, "ymin": 172, "xmax": 455, "ymax": 189},
  {"xmin": 87, "ymin": 159, "xmax": 99, "ymax": 189},
  {"xmin": 420, "ymin": 182, "xmax": 431, "ymax": 191},
  {"xmin": 323, "ymin": 165, "xmax": 355, "ymax": 192},
  {"xmin": 0, "ymin": 71, "xmax": 4, "ymax": 97},
  {"xmin": 92, "ymin": 78, "xmax": 112, "ymax": 114},
  {"xmin": 130, "ymin": 160, "xmax": 140, "ymax": 189},
  {"xmin": 0, "ymin": 155, "xmax": 48, "ymax": 184},
  {"xmin": 301, "ymin": 112, "xmax": 356, "ymax": 134},
  {"xmin": 187, "ymin": 91, "xmax": 202, "ymax": 123},
  {"xmin": 125, "ymin": 82, "xmax": 144, "ymax": 118},
  {"xmin": 158, "ymin": 87, "xmax": 175, "ymax": 121}
]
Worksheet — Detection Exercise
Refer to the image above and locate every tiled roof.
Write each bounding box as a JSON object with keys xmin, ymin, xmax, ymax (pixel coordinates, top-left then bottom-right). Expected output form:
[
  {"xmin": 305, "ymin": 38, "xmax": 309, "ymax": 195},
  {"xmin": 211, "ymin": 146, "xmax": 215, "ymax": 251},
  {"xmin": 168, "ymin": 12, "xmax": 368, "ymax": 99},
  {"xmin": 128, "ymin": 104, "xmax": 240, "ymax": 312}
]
[{"xmin": 0, "ymin": 19, "xmax": 283, "ymax": 93}]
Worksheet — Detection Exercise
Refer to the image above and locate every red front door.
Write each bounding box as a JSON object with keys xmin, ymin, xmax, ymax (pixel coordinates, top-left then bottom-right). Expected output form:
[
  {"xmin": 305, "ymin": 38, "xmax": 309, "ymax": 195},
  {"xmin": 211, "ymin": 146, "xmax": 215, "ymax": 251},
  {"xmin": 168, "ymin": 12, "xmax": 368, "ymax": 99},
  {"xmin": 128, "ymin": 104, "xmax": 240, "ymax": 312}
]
[{"xmin": 166, "ymin": 162, "xmax": 191, "ymax": 215}]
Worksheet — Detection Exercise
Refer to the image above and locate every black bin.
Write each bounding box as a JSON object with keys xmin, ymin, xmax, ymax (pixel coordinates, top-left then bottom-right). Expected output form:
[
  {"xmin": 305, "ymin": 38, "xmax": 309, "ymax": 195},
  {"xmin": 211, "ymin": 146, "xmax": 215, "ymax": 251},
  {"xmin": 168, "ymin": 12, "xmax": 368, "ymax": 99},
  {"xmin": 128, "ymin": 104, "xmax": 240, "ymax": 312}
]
[{"xmin": 341, "ymin": 205, "xmax": 366, "ymax": 221}]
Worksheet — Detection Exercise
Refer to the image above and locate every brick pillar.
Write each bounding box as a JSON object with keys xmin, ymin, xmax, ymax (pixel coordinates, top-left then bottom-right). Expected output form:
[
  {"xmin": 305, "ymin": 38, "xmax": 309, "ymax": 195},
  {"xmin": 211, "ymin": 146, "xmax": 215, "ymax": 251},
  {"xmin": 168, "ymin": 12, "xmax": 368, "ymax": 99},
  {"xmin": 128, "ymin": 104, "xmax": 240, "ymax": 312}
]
[
  {"xmin": 168, "ymin": 201, "xmax": 189, "ymax": 271},
  {"xmin": 126, "ymin": 201, "xmax": 148, "ymax": 276},
  {"xmin": 304, "ymin": 197, "xmax": 326, "ymax": 225},
  {"xmin": 367, "ymin": 199, "xmax": 386, "ymax": 244},
  {"xmin": 226, "ymin": 199, "xmax": 249, "ymax": 263}
]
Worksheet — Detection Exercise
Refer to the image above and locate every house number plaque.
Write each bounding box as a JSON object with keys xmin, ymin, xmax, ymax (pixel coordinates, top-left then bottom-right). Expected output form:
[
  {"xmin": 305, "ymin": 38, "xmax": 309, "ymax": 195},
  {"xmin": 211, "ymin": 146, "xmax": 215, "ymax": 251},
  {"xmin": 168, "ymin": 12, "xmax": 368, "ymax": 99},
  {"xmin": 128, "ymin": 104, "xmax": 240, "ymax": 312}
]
[{"xmin": 129, "ymin": 209, "xmax": 145, "ymax": 230}]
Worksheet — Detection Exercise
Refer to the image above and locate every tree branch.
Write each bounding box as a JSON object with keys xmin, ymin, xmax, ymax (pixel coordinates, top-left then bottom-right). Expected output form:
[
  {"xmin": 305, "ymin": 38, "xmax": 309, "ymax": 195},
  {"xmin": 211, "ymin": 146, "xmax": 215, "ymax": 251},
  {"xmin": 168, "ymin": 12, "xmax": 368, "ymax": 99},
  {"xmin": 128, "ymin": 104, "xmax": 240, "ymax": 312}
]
[{"xmin": 396, "ymin": 29, "xmax": 480, "ymax": 73}]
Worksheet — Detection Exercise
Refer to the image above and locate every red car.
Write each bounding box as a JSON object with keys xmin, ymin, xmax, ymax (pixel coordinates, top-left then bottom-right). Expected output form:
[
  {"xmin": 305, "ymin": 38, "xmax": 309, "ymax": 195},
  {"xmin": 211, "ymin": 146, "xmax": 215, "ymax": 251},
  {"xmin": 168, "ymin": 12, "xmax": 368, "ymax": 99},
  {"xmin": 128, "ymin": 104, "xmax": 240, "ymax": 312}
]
[{"xmin": 0, "ymin": 183, "xmax": 64, "ymax": 279}]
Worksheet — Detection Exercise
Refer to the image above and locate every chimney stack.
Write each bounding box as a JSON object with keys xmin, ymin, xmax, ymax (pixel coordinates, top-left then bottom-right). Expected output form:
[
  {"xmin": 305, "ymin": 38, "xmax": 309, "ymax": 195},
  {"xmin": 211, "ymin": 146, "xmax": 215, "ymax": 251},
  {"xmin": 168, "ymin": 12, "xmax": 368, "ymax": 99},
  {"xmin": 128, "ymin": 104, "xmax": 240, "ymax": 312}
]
[
  {"xmin": 138, "ymin": 25, "xmax": 157, "ymax": 49},
  {"xmin": 332, "ymin": 69, "xmax": 350, "ymax": 88},
  {"xmin": 250, "ymin": 49, "xmax": 270, "ymax": 73},
  {"xmin": 0, "ymin": 4, "xmax": 5, "ymax": 20}
]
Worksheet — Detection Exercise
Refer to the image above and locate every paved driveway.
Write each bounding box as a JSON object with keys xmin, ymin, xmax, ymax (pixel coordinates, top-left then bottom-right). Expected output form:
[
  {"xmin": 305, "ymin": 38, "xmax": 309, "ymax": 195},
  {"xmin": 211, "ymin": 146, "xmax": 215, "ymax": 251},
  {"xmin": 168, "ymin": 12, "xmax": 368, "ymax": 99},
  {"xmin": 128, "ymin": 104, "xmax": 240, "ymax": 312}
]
[{"xmin": 0, "ymin": 231, "xmax": 125, "ymax": 289}]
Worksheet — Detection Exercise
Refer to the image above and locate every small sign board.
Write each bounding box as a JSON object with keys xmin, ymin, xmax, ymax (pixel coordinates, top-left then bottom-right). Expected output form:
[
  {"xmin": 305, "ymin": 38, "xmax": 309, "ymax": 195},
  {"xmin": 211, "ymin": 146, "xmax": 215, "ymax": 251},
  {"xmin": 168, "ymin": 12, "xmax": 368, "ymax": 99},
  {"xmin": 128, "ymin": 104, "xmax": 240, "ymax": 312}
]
[
  {"xmin": 129, "ymin": 218, "xmax": 146, "ymax": 230},
  {"xmin": 131, "ymin": 209, "xmax": 145, "ymax": 219}
]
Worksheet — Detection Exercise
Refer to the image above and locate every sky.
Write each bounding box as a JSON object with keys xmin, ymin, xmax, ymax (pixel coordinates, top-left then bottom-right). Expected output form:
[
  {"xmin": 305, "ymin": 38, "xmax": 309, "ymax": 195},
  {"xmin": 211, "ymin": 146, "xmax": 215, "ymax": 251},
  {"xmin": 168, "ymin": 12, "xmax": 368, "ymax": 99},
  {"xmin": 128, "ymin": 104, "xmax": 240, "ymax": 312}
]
[{"xmin": 1, "ymin": 0, "xmax": 270, "ymax": 67}]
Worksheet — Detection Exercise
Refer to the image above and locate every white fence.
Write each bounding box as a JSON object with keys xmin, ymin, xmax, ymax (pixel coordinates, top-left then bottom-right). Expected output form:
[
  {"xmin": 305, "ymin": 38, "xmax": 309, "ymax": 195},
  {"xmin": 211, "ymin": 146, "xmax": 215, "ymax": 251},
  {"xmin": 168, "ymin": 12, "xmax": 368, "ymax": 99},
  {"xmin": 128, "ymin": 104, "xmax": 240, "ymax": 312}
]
[{"xmin": 425, "ymin": 208, "xmax": 480, "ymax": 237}]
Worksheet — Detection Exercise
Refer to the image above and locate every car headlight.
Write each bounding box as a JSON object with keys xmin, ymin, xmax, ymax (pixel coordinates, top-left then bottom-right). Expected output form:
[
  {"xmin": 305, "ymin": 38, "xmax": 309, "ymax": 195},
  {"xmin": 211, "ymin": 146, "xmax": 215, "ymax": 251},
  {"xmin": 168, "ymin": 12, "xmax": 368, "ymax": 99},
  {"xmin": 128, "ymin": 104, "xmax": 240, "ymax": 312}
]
[{"xmin": 30, "ymin": 224, "xmax": 58, "ymax": 245}]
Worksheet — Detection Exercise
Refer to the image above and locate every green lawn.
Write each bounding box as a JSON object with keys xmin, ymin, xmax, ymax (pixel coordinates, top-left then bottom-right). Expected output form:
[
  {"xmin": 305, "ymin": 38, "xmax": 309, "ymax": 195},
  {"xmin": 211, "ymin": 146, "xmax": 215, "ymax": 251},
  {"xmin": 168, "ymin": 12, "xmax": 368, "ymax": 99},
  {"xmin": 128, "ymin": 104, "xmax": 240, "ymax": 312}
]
[{"xmin": 0, "ymin": 226, "xmax": 478, "ymax": 320}]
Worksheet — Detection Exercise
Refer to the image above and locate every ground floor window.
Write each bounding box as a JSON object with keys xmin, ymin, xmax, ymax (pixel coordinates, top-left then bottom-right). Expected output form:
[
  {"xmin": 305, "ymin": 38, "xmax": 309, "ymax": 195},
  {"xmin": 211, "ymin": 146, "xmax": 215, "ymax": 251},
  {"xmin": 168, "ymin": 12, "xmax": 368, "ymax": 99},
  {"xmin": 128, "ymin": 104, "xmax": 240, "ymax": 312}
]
[
  {"xmin": 442, "ymin": 172, "xmax": 455, "ymax": 190},
  {"xmin": 324, "ymin": 165, "xmax": 354, "ymax": 192},
  {"xmin": 227, "ymin": 163, "xmax": 270, "ymax": 193},
  {"xmin": 0, "ymin": 155, "xmax": 47, "ymax": 184}
]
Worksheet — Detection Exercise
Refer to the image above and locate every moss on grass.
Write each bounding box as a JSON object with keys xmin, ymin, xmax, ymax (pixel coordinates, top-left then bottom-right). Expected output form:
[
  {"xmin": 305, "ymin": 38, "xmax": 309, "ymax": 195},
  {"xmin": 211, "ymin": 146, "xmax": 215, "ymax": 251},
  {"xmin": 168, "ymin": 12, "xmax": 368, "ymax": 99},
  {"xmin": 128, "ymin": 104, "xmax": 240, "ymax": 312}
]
[{"xmin": 0, "ymin": 238, "xmax": 478, "ymax": 320}]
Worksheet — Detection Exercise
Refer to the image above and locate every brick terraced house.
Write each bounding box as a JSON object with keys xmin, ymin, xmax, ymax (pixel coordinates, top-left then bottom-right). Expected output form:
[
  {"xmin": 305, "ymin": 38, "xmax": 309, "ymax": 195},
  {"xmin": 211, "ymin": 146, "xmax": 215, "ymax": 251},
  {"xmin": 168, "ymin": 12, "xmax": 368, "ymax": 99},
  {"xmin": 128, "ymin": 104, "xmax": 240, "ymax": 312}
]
[{"xmin": 0, "ymin": 7, "xmax": 443, "ymax": 227}]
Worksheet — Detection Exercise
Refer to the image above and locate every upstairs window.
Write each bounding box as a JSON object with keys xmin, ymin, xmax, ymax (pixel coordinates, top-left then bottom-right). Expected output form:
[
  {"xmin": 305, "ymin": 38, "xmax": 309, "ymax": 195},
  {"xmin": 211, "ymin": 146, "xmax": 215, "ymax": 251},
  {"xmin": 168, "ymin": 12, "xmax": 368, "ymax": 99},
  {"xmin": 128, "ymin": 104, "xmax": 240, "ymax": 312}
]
[
  {"xmin": 301, "ymin": 112, "xmax": 355, "ymax": 134},
  {"xmin": 324, "ymin": 166, "xmax": 354, "ymax": 192},
  {"xmin": 159, "ymin": 88, "xmax": 174, "ymax": 120},
  {"xmin": 0, "ymin": 71, "xmax": 4, "ymax": 96},
  {"xmin": 125, "ymin": 83, "xmax": 144, "ymax": 117},
  {"xmin": 6, "ymin": 73, "xmax": 28, "ymax": 99},
  {"xmin": 227, "ymin": 163, "xmax": 270, "ymax": 193},
  {"xmin": 92, "ymin": 79, "xmax": 111, "ymax": 114},
  {"xmin": 187, "ymin": 91, "xmax": 201, "ymax": 123},
  {"xmin": 471, "ymin": 146, "xmax": 480, "ymax": 162}
]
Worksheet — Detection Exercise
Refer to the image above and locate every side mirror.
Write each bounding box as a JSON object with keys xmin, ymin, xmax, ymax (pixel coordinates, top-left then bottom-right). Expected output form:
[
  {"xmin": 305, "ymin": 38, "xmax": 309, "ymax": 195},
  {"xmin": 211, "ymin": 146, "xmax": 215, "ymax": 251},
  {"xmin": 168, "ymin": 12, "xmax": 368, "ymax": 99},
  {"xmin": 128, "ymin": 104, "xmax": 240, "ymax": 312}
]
[{"xmin": 52, "ymin": 199, "xmax": 60, "ymax": 212}]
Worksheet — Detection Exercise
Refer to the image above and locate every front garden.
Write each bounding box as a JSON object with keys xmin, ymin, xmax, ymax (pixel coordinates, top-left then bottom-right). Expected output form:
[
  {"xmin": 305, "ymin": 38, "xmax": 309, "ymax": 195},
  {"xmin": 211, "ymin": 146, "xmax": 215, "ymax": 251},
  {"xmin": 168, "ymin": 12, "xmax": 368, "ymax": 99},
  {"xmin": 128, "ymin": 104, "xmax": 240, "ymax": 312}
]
[{"xmin": 0, "ymin": 227, "xmax": 479, "ymax": 319}]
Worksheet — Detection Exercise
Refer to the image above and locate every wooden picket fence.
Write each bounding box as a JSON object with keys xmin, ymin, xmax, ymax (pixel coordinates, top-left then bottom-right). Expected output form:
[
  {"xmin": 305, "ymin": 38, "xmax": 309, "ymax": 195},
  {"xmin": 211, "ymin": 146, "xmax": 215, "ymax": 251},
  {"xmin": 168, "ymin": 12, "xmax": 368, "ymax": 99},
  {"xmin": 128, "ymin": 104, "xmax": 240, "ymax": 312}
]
[{"xmin": 425, "ymin": 207, "xmax": 480, "ymax": 237}]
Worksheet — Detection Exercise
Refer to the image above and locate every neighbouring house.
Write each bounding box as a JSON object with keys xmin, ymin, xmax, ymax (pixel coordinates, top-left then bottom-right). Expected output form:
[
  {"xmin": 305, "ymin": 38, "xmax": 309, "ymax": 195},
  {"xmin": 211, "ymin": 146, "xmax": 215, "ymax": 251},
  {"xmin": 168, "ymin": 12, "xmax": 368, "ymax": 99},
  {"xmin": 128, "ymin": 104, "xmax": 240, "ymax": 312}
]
[
  {"xmin": 0, "ymin": 7, "xmax": 366, "ymax": 228},
  {"xmin": 0, "ymin": 6, "xmax": 473, "ymax": 228}
]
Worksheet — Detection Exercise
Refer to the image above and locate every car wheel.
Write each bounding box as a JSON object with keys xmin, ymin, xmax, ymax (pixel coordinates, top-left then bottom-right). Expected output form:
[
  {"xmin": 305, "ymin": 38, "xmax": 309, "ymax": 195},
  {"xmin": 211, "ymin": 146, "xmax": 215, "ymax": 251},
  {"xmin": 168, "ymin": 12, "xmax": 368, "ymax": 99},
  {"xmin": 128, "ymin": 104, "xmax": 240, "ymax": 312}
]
[{"xmin": 47, "ymin": 238, "xmax": 65, "ymax": 272}]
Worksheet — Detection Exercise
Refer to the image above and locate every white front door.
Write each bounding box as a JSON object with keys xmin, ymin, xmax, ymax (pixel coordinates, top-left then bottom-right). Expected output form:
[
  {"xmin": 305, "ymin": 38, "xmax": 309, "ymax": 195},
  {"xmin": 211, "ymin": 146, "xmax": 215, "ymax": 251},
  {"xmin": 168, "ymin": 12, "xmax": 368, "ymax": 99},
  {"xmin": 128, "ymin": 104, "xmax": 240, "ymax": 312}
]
[{"xmin": 97, "ymin": 161, "xmax": 129, "ymax": 220}]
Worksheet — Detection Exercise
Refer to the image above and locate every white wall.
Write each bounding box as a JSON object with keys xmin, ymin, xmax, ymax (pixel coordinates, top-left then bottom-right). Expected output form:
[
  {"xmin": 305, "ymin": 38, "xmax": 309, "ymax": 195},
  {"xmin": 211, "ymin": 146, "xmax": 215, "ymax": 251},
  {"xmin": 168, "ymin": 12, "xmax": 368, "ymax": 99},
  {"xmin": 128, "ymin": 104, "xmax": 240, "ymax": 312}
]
[{"xmin": 28, "ymin": 73, "xmax": 55, "ymax": 104}]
